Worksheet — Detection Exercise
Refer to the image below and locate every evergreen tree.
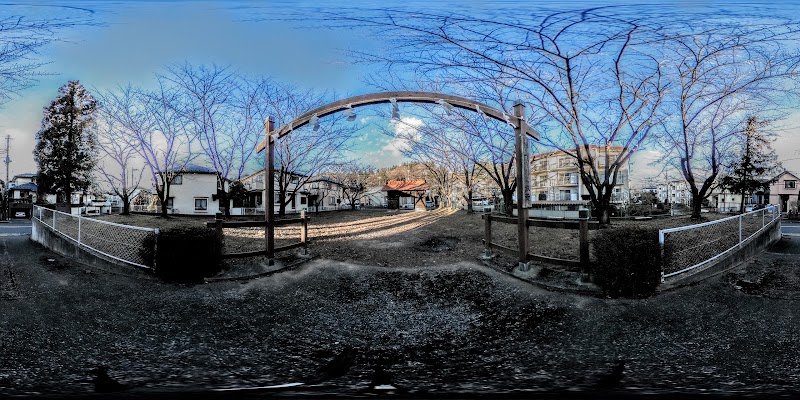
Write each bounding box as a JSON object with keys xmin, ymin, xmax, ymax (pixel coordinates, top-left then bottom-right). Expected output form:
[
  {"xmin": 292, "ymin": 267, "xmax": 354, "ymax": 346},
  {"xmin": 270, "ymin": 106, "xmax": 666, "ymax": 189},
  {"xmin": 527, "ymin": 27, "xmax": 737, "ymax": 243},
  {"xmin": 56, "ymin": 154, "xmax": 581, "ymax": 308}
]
[
  {"xmin": 34, "ymin": 80, "xmax": 98, "ymax": 205},
  {"xmin": 720, "ymin": 116, "xmax": 781, "ymax": 213}
]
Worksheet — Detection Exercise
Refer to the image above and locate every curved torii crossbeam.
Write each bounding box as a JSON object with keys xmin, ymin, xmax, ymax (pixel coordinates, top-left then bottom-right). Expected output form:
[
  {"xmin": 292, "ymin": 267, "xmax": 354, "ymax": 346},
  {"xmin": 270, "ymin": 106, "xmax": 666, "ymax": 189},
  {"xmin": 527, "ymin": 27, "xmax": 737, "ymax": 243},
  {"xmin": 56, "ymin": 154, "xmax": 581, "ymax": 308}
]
[
  {"xmin": 255, "ymin": 91, "xmax": 539, "ymax": 152},
  {"xmin": 255, "ymin": 91, "xmax": 538, "ymax": 271}
]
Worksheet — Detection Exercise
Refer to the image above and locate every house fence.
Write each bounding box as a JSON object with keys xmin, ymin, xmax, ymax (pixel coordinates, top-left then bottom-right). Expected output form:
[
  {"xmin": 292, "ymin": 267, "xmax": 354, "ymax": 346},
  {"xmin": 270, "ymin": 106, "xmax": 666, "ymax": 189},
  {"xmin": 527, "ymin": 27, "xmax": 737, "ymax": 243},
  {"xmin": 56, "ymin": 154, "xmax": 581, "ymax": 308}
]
[
  {"xmin": 33, "ymin": 205, "xmax": 159, "ymax": 269},
  {"xmin": 659, "ymin": 205, "xmax": 779, "ymax": 280}
]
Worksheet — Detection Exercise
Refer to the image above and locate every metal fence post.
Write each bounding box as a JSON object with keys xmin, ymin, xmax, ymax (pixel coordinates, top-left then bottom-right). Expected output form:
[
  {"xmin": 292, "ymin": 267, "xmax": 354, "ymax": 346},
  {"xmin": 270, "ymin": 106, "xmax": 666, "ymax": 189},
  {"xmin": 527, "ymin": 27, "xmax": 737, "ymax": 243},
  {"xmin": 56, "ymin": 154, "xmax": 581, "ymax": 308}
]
[
  {"xmin": 53, "ymin": 210, "xmax": 56, "ymax": 231},
  {"xmin": 659, "ymin": 229, "xmax": 666, "ymax": 283},
  {"xmin": 77, "ymin": 215, "xmax": 82, "ymax": 245},
  {"xmin": 153, "ymin": 228, "xmax": 159, "ymax": 272},
  {"xmin": 738, "ymin": 214, "xmax": 743, "ymax": 245}
]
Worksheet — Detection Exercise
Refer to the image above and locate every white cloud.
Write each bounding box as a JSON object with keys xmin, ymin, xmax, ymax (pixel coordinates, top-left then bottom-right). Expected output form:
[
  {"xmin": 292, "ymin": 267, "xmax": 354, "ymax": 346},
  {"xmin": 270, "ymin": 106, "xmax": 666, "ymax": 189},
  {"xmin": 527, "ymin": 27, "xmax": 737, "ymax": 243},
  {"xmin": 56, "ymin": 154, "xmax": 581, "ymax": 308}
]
[{"xmin": 384, "ymin": 116, "xmax": 423, "ymax": 154}]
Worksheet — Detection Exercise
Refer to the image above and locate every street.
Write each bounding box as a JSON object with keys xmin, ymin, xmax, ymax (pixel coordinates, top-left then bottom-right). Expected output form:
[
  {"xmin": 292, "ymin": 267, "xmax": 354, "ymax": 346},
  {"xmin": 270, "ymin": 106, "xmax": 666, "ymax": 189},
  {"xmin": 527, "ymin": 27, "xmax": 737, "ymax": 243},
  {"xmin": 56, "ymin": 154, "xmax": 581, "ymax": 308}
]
[
  {"xmin": 780, "ymin": 219, "xmax": 800, "ymax": 237},
  {"xmin": 0, "ymin": 218, "xmax": 31, "ymax": 237}
]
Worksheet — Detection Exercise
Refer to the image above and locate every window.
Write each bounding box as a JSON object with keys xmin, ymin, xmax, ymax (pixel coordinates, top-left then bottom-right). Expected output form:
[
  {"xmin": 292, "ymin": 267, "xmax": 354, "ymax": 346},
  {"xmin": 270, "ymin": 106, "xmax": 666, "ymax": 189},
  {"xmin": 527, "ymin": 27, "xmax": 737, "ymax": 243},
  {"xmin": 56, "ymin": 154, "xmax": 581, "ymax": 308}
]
[
  {"xmin": 785, "ymin": 180, "xmax": 796, "ymax": 189},
  {"xmin": 329, "ymin": 197, "xmax": 337, "ymax": 206},
  {"xmin": 172, "ymin": 175, "xmax": 182, "ymax": 185},
  {"xmin": 301, "ymin": 197, "xmax": 307, "ymax": 205},
  {"xmin": 194, "ymin": 197, "xmax": 208, "ymax": 211},
  {"xmin": 166, "ymin": 197, "xmax": 174, "ymax": 209}
]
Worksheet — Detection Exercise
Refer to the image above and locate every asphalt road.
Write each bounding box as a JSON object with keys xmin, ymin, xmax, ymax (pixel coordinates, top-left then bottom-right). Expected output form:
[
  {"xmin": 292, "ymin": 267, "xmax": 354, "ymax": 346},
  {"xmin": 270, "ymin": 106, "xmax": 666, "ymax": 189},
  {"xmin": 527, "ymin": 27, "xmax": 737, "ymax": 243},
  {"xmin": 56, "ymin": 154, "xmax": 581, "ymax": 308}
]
[
  {"xmin": 780, "ymin": 219, "xmax": 800, "ymax": 236},
  {"xmin": 0, "ymin": 218, "xmax": 31, "ymax": 236}
]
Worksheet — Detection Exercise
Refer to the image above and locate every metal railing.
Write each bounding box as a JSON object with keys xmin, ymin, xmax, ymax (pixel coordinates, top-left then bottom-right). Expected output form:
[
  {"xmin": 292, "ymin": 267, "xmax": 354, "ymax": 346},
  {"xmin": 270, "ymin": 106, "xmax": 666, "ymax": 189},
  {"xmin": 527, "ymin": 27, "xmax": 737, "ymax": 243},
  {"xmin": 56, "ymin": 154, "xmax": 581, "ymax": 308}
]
[
  {"xmin": 659, "ymin": 205, "xmax": 779, "ymax": 279},
  {"xmin": 34, "ymin": 205, "xmax": 158, "ymax": 269}
]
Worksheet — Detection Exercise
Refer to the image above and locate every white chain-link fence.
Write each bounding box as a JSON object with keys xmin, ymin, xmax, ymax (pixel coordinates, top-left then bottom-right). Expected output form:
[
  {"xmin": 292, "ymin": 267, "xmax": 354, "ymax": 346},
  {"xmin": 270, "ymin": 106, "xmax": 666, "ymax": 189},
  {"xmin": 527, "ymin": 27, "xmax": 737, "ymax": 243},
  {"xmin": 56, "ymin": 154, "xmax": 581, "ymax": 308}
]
[
  {"xmin": 34, "ymin": 205, "xmax": 159, "ymax": 269},
  {"xmin": 660, "ymin": 206, "xmax": 779, "ymax": 279}
]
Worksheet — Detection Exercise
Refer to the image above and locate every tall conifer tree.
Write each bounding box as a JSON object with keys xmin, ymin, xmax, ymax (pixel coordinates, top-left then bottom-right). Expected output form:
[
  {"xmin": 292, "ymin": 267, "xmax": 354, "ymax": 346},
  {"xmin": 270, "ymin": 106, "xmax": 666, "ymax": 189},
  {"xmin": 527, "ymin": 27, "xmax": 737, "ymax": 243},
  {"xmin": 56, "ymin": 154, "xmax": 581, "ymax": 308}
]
[{"xmin": 34, "ymin": 80, "xmax": 98, "ymax": 204}]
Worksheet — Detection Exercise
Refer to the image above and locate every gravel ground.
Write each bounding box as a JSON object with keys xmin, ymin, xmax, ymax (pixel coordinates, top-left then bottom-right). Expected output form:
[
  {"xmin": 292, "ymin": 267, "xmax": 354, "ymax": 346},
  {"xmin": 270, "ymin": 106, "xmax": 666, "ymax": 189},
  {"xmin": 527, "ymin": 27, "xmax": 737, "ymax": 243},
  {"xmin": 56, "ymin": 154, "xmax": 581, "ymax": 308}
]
[{"xmin": 3, "ymin": 232, "xmax": 800, "ymax": 397}]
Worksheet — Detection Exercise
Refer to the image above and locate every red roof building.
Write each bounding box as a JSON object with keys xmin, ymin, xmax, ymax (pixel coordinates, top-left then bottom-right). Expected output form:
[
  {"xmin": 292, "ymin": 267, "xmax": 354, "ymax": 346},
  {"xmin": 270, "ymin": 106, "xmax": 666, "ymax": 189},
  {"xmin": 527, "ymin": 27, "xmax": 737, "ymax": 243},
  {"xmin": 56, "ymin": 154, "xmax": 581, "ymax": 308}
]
[{"xmin": 381, "ymin": 180, "xmax": 430, "ymax": 211}]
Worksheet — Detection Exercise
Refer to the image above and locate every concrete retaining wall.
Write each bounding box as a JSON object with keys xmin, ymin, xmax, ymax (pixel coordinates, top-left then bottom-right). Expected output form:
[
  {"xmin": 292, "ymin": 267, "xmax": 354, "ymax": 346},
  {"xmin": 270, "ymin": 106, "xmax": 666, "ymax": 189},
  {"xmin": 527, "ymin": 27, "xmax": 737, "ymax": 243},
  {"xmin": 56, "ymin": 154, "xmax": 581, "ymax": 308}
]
[
  {"xmin": 31, "ymin": 218, "xmax": 147, "ymax": 272},
  {"xmin": 660, "ymin": 218, "xmax": 782, "ymax": 289}
]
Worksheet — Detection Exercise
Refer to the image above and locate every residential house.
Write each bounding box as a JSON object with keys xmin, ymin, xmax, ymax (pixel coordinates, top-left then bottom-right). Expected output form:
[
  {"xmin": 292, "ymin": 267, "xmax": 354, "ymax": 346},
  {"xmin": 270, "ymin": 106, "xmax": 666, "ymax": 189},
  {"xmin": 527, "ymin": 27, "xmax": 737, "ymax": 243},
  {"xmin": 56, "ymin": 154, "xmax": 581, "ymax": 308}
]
[
  {"xmin": 237, "ymin": 170, "xmax": 328, "ymax": 215},
  {"xmin": 767, "ymin": 171, "xmax": 800, "ymax": 213},
  {"xmin": 161, "ymin": 164, "xmax": 228, "ymax": 215},
  {"xmin": 7, "ymin": 173, "xmax": 37, "ymax": 218},
  {"xmin": 360, "ymin": 186, "xmax": 387, "ymax": 208},
  {"xmin": 306, "ymin": 177, "xmax": 347, "ymax": 211}
]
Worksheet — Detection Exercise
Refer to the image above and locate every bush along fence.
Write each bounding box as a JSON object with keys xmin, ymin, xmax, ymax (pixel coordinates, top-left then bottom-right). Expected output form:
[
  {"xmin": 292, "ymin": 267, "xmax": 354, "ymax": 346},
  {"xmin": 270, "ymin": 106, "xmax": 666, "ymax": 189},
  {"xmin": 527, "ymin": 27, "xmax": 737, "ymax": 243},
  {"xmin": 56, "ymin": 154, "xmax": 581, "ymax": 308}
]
[
  {"xmin": 482, "ymin": 209, "xmax": 599, "ymax": 270},
  {"xmin": 659, "ymin": 205, "xmax": 780, "ymax": 282},
  {"xmin": 32, "ymin": 205, "xmax": 158, "ymax": 269}
]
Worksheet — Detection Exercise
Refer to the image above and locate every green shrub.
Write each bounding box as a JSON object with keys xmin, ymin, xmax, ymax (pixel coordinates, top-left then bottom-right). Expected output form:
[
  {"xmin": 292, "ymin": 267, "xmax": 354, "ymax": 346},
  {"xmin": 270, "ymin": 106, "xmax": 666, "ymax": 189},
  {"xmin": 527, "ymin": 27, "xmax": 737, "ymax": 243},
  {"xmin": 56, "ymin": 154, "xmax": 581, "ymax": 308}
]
[
  {"xmin": 590, "ymin": 226, "xmax": 661, "ymax": 298},
  {"xmin": 145, "ymin": 226, "xmax": 222, "ymax": 283}
]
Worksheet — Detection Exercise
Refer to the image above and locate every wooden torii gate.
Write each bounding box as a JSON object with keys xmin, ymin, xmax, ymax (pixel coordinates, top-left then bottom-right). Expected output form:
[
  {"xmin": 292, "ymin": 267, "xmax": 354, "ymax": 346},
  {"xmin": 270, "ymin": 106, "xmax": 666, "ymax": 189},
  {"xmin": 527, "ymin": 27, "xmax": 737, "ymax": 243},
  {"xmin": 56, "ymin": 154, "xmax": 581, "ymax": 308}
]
[{"xmin": 255, "ymin": 91, "xmax": 540, "ymax": 269}]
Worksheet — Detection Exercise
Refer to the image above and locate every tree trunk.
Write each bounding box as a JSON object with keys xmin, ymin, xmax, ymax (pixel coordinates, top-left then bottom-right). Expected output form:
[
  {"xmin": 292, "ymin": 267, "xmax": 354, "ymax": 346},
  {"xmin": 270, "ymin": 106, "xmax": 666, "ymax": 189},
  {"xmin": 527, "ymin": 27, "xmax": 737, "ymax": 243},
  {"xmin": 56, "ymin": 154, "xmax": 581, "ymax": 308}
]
[
  {"xmin": 122, "ymin": 196, "xmax": 130, "ymax": 215},
  {"xmin": 691, "ymin": 201, "xmax": 703, "ymax": 220},
  {"xmin": 739, "ymin": 190, "xmax": 746, "ymax": 214},
  {"xmin": 466, "ymin": 189, "xmax": 474, "ymax": 213},
  {"xmin": 595, "ymin": 196, "xmax": 612, "ymax": 225},
  {"xmin": 159, "ymin": 184, "xmax": 170, "ymax": 218},
  {"xmin": 501, "ymin": 188, "xmax": 514, "ymax": 217},
  {"xmin": 278, "ymin": 193, "xmax": 287, "ymax": 217}
]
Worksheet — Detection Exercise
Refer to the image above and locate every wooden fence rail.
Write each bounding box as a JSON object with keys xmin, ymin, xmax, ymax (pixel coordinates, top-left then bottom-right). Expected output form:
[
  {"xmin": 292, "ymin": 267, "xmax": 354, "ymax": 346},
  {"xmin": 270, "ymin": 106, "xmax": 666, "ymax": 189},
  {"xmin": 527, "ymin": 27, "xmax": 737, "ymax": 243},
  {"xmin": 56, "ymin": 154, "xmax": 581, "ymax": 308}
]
[
  {"xmin": 482, "ymin": 211, "xmax": 594, "ymax": 270},
  {"xmin": 207, "ymin": 211, "xmax": 310, "ymax": 260}
]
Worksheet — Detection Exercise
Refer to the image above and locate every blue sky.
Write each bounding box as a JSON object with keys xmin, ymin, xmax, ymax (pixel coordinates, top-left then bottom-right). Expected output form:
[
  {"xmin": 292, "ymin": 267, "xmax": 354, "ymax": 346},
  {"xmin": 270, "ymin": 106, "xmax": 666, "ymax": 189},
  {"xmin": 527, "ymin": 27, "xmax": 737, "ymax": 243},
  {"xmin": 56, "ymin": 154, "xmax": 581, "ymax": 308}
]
[{"xmin": 3, "ymin": 1, "xmax": 800, "ymax": 186}]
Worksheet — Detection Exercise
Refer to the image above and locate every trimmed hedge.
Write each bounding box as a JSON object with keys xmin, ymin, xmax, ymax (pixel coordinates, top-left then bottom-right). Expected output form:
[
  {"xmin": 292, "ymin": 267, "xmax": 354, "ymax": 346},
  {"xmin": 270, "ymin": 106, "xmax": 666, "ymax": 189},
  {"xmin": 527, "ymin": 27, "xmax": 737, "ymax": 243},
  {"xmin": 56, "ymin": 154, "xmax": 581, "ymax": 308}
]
[
  {"xmin": 144, "ymin": 226, "xmax": 222, "ymax": 283},
  {"xmin": 590, "ymin": 226, "xmax": 661, "ymax": 298}
]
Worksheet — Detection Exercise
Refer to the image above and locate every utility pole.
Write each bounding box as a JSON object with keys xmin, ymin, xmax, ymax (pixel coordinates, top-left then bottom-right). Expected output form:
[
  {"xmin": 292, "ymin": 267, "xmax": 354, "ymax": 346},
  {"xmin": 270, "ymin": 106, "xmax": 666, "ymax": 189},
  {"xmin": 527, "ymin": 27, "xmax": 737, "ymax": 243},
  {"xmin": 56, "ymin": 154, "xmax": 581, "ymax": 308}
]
[
  {"xmin": 3, "ymin": 135, "xmax": 9, "ymax": 188},
  {"xmin": 1, "ymin": 135, "xmax": 9, "ymax": 221}
]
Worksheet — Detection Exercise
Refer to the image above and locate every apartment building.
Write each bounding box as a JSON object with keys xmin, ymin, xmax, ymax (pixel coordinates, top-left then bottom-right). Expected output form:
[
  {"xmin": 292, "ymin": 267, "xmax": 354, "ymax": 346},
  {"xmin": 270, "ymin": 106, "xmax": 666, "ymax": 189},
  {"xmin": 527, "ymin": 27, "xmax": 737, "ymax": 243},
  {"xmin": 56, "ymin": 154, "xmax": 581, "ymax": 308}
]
[
  {"xmin": 655, "ymin": 180, "xmax": 693, "ymax": 206},
  {"xmin": 530, "ymin": 145, "xmax": 630, "ymax": 204}
]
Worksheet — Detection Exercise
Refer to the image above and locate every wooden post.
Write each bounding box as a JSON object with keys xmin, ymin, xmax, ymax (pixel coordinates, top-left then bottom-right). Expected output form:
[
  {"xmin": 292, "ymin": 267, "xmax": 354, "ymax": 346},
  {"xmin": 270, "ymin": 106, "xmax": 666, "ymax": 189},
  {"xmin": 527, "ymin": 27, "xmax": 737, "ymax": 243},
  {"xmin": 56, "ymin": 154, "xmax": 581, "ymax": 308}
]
[
  {"xmin": 513, "ymin": 102, "xmax": 530, "ymax": 271},
  {"xmin": 265, "ymin": 117, "xmax": 275, "ymax": 266},
  {"xmin": 215, "ymin": 212, "xmax": 223, "ymax": 250},
  {"xmin": 579, "ymin": 208, "xmax": 590, "ymax": 271},
  {"xmin": 483, "ymin": 212, "xmax": 493, "ymax": 259},
  {"xmin": 300, "ymin": 209, "xmax": 308, "ymax": 255}
]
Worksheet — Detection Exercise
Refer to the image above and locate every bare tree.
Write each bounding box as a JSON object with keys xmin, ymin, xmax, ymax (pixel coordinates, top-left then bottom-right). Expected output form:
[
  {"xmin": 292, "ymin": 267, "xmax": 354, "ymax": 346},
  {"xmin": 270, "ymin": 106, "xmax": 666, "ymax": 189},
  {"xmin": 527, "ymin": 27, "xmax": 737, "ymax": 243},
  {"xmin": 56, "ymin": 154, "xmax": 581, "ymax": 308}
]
[
  {"xmin": 256, "ymin": 81, "xmax": 356, "ymax": 216},
  {"xmin": 97, "ymin": 83, "xmax": 196, "ymax": 217},
  {"xmin": 331, "ymin": 160, "xmax": 371, "ymax": 210},
  {"xmin": 160, "ymin": 63, "xmax": 264, "ymax": 216},
  {"xmin": 93, "ymin": 115, "xmax": 144, "ymax": 214},
  {"xmin": 657, "ymin": 22, "xmax": 800, "ymax": 218},
  {"xmin": 326, "ymin": 7, "xmax": 670, "ymax": 223},
  {"xmin": 0, "ymin": 11, "xmax": 94, "ymax": 106}
]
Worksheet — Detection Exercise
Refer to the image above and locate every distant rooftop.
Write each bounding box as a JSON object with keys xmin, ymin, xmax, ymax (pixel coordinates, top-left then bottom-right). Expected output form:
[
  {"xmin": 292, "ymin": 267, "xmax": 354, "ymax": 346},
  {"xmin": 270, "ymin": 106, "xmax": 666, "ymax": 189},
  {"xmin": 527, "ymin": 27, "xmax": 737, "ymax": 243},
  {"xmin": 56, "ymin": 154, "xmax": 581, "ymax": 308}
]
[
  {"xmin": 162, "ymin": 163, "xmax": 217, "ymax": 174},
  {"xmin": 12, "ymin": 173, "xmax": 36, "ymax": 179},
  {"xmin": 382, "ymin": 180, "xmax": 429, "ymax": 192},
  {"xmin": 11, "ymin": 182, "xmax": 36, "ymax": 191}
]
